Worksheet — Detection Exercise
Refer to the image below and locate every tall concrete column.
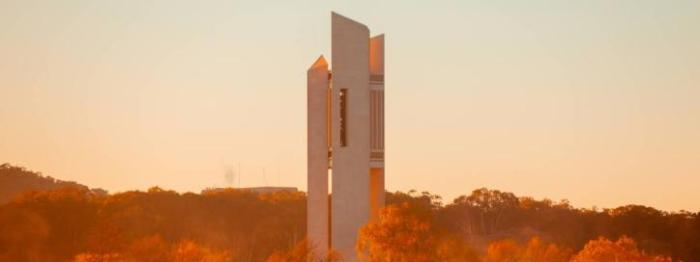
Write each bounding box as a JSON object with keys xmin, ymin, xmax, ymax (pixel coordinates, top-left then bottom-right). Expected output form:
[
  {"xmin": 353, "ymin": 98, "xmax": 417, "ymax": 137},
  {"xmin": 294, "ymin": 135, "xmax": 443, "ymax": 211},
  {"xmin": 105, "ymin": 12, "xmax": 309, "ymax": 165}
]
[
  {"xmin": 330, "ymin": 12, "xmax": 371, "ymax": 260},
  {"xmin": 307, "ymin": 12, "xmax": 385, "ymax": 261},
  {"xmin": 307, "ymin": 55, "xmax": 329, "ymax": 258}
]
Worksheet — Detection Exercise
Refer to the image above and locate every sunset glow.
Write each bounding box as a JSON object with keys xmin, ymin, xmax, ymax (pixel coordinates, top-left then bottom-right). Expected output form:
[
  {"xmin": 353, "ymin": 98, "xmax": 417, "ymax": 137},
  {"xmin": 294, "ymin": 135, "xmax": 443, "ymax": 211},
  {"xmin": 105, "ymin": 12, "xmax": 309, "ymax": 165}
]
[{"xmin": 1, "ymin": 1, "xmax": 699, "ymax": 211}]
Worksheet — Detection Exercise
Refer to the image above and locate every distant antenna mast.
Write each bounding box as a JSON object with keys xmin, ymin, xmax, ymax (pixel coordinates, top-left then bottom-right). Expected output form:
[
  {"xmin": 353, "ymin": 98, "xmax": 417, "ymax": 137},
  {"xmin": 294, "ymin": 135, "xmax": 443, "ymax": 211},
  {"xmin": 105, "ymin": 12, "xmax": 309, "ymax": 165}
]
[
  {"xmin": 277, "ymin": 157, "xmax": 281, "ymax": 186},
  {"xmin": 263, "ymin": 167, "xmax": 268, "ymax": 186},
  {"xmin": 224, "ymin": 166, "xmax": 235, "ymax": 187}
]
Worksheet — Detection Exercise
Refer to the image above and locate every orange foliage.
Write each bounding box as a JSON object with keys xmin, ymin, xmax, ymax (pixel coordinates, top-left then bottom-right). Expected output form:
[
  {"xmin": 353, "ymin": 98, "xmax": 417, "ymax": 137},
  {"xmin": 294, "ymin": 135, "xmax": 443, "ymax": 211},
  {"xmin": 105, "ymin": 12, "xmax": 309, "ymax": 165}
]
[
  {"xmin": 357, "ymin": 202, "xmax": 437, "ymax": 261},
  {"xmin": 0, "ymin": 163, "xmax": 106, "ymax": 204},
  {"xmin": 0, "ymin": 165, "xmax": 694, "ymax": 261},
  {"xmin": 266, "ymin": 239, "xmax": 341, "ymax": 262},
  {"xmin": 0, "ymin": 209, "xmax": 51, "ymax": 261},
  {"xmin": 357, "ymin": 194, "xmax": 478, "ymax": 262},
  {"xmin": 483, "ymin": 237, "xmax": 572, "ymax": 262},
  {"xmin": 75, "ymin": 235, "xmax": 232, "ymax": 262},
  {"xmin": 571, "ymin": 236, "xmax": 672, "ymax": 262},
  {"xmin": 266, "ymin": 239, "xmax": 313, "ymax": 262},
  {"xmin": 74, "ymin": 253, "xmax": 123, "ymax": 262},
  {"xmin": 0, "ymin": 172, "xmax": 304, "ymax": 261},
  {"xmin": 171, "ymin": 239, "xmax": 233, "ymax": 262}
]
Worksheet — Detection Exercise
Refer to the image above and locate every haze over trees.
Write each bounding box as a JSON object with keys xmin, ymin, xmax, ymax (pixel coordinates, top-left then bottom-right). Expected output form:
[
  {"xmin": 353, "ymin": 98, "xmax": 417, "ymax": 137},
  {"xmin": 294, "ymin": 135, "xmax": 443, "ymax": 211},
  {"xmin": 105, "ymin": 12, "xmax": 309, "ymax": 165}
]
[{"xmin": 1, "ymin": 164, "xmax": 698, "ymax": 261}]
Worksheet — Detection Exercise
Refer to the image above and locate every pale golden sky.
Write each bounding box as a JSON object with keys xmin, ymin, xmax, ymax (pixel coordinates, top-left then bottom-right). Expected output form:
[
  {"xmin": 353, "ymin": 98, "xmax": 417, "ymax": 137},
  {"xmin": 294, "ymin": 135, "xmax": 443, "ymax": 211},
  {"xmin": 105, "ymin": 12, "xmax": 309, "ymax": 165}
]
[{"xmin": 1, "ymin": 1, "xmax": 699, "ymax": 211}]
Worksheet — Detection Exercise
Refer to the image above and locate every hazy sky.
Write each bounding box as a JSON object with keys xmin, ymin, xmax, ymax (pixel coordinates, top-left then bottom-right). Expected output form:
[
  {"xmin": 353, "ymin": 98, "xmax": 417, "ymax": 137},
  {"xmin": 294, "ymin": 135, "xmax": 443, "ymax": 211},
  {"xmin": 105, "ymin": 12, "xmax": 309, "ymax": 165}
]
[{"xmin": 1, "ymin": 0, "xmax": 699, "ymax": 211}]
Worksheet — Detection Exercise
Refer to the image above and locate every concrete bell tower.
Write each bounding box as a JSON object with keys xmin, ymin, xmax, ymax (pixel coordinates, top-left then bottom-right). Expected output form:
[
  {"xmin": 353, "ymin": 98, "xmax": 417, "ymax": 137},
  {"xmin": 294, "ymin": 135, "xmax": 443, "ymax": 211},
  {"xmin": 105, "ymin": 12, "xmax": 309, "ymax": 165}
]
[{"xmin": 307, "ymin": 12, "xmax": 385, "ymax": 261}]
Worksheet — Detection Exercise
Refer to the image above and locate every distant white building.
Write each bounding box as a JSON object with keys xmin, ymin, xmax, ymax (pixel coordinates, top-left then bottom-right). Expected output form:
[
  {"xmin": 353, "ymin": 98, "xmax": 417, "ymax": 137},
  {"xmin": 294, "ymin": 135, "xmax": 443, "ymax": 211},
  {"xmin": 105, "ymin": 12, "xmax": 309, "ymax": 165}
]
[
  {"xmin": 201, "ymin": 187, "xmax": 297, "ymax": 194},
  {"xmin": 241, "ymin": 187, "xmax": 298, "ymax": 194},
  {"xmin": 307, "ymin": 12, "xmax": 386, "ymax": 261}
]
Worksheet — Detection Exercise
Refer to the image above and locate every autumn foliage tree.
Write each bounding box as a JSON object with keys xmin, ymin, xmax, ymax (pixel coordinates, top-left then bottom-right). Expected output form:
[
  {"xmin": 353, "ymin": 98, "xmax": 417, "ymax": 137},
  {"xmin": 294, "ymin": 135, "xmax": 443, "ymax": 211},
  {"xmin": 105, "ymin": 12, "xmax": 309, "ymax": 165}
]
[
  {"xmin": 482, "ymin": 237, "xmax": 572, "ymax": 262},
  {"xmin": 75, "ymin": 235, "xmax": 232, "ymax": 262},
  {"xmin": 1, "ymin": 164, "xmax": 698, "ymax": 261},
  {"xmin": 438, "ymin": 188, "xmax": 698, "ymax": 261},
  {"xmin": 357, "ymin": 202, "xmax": 437, "ymax": 261},
  {"xmin": 0, "ymin": 163, "xmax": 106, "ymax": 204},
  {"xmin": 357, "ymin": 191, "xmax": 478, "ymax": 262},
  {"xmin": 570, "ymin": 236, "xmax": 672, "ymax": 262},
  {"xmin": 0, "ymin": 165, "xmax": 307, "ymax": 261},
  {"xmin": 266, "ymin": 238, "xmax": 341, "ymax": 262}
]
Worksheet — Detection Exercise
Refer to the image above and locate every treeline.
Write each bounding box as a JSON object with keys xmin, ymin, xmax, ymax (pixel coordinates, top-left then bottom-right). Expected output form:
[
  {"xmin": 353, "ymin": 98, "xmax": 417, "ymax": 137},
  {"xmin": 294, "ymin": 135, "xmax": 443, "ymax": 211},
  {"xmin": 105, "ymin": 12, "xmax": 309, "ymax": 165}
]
[
  {"xmin": 1, "ymin": 164, "xmax": 305, "ymax": 261},
  {"xmin": 0, "ymin": 185, "xmax": 306, "ymax": 261},
  {"xmin": 1, "ymin": 164, "xmax": 699, "ymax": 261},
  {"xmin": 353, "ymin": 190, "xmax": 700, "ymax": 261},
  {"xmin": 408, "ymin": 189, "xmax": 700, "ymax": 259},
  {"xmin": 0, "ymin": 164, "xmax": 107, "ymax": 204}
]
